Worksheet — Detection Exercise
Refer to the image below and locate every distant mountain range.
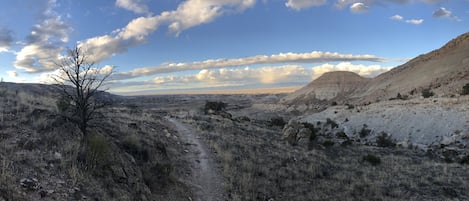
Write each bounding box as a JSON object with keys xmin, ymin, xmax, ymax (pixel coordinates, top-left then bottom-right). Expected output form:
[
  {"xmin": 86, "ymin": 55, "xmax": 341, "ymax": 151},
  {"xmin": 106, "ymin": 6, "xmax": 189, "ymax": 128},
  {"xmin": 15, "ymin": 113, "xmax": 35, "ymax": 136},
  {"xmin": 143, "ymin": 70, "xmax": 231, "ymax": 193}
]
[{"xmin": 282, "ymin": 32, "xmax": 469, "ymax": 109}]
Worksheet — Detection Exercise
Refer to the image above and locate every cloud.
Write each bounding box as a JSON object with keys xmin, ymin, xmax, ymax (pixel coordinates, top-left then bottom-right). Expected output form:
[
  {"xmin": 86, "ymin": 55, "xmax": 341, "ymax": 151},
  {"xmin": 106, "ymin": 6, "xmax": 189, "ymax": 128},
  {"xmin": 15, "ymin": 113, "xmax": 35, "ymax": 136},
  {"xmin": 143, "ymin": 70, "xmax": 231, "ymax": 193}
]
[
  {"xmin": 115, "ymin": 0, "xmax": 149, "ymax": 14},
  {"xmin": 159, "ymin": 0, "xmax": 256, "ymax": 36},
  {"xmin": 285, "ymin": 0, "xmax": 327, "ymax": 10},
  {"xmin": 0, "ymin": 28, "xmax": 13, "ymax": 52},
  {"xmin": 13, "ymin": 0, "xmax": 70, "ymax": 73},
  {"xmin": 78, "ymin": 18, "xmax": 160, "ymax": 63},
  {"xmin": 335, "ymin": 0, "xmax": 449, "ymax": 12},
  {"xmin": 151, "ymin": 65, "xmax": 311, "ymax": 86},
  {"xmin": 405, "ymin": 19, "xmax": 424, "ymax": 24},
  {"xmin": 110, "ymin": 62, "xmax": 392, "ymax": 94},
  {"xmin": 350, "ymin": 2, "xmax": 369, "ymax": 13},
  {"xmin": 390, "ymin": 14, "xmax": 403, "ymax": 21},
  {"xmin": 433, "ymin": 7, "xmax": 460, "ymax": 21},
  {"xmin": 79, "ymin": 0, "xmax": 256, "ymax": 64},
  {"xmin": 7, "ymin": 71, "xmax": 18, "ymax": 78},
  {"xmin": 311, "ymin": 62, "xmax": 392, "ymax": 79},
  {"xmin": 390, "ymin": 14, "xmax": 423, "ymax": 25},
  {"xmin": 112, "ymin": 51, "xmax": 385, "ymax": 80}
]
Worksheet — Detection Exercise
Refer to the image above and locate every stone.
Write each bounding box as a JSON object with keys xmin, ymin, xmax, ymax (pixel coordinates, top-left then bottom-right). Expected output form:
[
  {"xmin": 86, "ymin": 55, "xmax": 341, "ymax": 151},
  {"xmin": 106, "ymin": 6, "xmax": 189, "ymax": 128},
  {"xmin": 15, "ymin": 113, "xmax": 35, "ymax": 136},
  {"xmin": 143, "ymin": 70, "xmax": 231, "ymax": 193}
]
[{"xmin": 20, "ymin": 177, "xmax": 39, "ymax": 190}]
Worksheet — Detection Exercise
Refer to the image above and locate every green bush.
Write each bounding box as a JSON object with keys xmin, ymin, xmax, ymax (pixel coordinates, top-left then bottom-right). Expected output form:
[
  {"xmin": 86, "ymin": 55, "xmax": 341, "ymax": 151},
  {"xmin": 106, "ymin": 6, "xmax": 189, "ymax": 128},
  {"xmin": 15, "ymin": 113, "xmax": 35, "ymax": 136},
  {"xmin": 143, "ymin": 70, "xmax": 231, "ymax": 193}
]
[
  {"xmin": 363, "ymin": 154, "xmax": 381, "ymax": 166},
  {"xmin": 270, "ymin": 117, "xmax": 286, "ymax": 127},
  {"xmin": 85, "ymin": 134, "xmax": 112, "ymax": 172},
  {"xmin": 122, "ymin": 134, "xmax": 149, "ymax": 162},
  {"xmin": 376, "ymin": 132, "xmax": 396, "ymax": 148},
  {"xmin": 322, "ymin": 140, "xmax": 335, "ymax": 147},
  {"xmin": 326, "ymin": 118, "xmax": 338, "ymax": 129},
  {"xmin": 56, "ymin": 96, "xmax": 71, "ymax": 113},
  {"xmin": 359, "ymin": 124, "xmax": 371, "ymax": 138},
  {"xmin": 462, "ymin": 83, "xmax": 469, "ymax": 96},
  {"xmin": 421, "ymin": 88, "xmax": 434, "ymax": 98},
  {"xmin": 204, "ymin": 101, "xmax": 226, "ymax": 114}
]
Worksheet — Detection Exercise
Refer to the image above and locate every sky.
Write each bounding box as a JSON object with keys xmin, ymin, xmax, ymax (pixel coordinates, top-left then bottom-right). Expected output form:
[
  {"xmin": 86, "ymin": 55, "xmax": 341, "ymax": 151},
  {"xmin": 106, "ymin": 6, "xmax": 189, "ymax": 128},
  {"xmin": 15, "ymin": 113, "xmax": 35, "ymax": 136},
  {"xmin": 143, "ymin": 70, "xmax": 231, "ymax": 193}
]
[{"xmin": 0, "ymin": 0, "xmax": 468, "ymax": 95}]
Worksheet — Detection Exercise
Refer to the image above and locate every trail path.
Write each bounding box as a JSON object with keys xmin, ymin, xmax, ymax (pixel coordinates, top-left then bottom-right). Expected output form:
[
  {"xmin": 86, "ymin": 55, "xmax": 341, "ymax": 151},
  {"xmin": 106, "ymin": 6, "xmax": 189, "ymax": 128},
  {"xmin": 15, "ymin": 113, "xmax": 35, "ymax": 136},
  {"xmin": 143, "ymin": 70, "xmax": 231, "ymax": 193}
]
[{"xmin": 166, "ymin": 117, "xmax": 226, "ymax": 201}]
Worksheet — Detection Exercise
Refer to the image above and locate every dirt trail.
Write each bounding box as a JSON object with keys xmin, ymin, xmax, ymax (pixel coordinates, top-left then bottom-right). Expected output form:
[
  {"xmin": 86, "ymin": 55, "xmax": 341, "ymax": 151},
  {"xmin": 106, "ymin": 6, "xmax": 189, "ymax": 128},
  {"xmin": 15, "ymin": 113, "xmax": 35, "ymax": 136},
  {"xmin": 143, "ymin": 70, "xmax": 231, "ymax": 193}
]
[{"xmin": 166, "ymin": 117, "xmax": 226, "ymax": 201}]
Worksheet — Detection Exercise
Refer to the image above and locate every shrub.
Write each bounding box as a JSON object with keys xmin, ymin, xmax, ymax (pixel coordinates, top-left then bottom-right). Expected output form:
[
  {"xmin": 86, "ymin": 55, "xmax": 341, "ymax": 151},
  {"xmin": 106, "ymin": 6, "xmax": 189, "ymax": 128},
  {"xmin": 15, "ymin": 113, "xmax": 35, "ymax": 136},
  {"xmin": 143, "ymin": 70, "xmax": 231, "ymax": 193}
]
[
  {"xmin": 143, "ymin": 163, "xmax": 174, "ymax": 192},
  {"xmin": 421, "ymin": 88, "xmax": 434, "ymax": 98},
  {"xmin": 56, "ymin": 96, "xmax": 71, "ymax": 113},
  {"xmin": 270, "ymin": 117, "xmax": 286, "ymax": 127},
  {"xmin": 122, "ymin": 134, "xmax": 149, "ymax": 162},
  {"xmin": 204, "ymin": 101, "xmax": 226, "ymax": 114},
  {"xmin": 336, "ymin": 131, "xmax": 348, "ymax": 139},
  {"xmin": 323, "ymin": 140, "xmax": 335, "ymax": 147},
  {"xmin": 330, "ymin": 101, "xmax": 338, "ymax": 106},
  {"xmin": 462, "ymin": 83, "xmax": 469, "ymax": 96},
  {"xmin": 363, "ymin": 154, "xmax": 381, "ymax": 166},
  {"xmin": 359, "ymin": 124, "xmax": 371, "ymax": 138},
  {"xmin": 376, "ymin": 132, "xmax": 396, "ymax": 148},
  {"xmin": 84, "ymin": 134, "xmax": 112, "ymax": 172},
  {"xmin": 326, "ymin": 118, "xmax": 338, "ymax": 129}
]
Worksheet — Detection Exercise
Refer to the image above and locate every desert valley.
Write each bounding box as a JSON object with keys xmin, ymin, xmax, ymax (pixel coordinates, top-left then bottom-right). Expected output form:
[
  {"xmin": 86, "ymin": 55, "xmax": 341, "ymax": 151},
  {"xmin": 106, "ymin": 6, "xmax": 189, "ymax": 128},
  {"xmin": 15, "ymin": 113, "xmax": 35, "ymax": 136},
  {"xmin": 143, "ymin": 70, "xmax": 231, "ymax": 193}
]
[{"xmin": 1, "ymin": 32, "xmax": 469, "ymax": 201}]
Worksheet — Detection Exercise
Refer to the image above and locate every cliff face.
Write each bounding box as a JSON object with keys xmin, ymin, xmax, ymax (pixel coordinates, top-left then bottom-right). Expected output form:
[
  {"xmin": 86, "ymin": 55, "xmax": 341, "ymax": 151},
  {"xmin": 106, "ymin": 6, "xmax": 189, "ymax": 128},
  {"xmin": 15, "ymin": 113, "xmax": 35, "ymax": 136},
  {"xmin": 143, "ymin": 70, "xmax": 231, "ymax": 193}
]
[{"xmin": 282, "ymin": 32, "xmax": 469, "ymax": 108}]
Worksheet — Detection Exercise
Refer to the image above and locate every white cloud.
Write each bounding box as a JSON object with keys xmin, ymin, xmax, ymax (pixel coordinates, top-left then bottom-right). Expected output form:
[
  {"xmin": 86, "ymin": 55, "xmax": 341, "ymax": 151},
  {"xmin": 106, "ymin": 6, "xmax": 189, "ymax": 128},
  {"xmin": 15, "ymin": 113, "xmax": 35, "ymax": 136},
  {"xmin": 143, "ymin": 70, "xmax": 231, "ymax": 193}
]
[
  {"xmin": 7, "ymin": 71, "xmax": 18, "ymax": 78},
  {"xmin": 159, "ymin": 0, "xmax": 256, "ymax": 36},
  {"xmin": 152, "ymin": 65, "xmax": 311, "ymax": 86},
  {"xmin": 433, "ymin": 7, "xmax": 460, "ymax": 21},
  {"xmin": 285, "ymin": 0, "xmax": 327, "ymax": 10},
  {"xmin": 78, "ymin": 16, "xmax": 160, "ymax": 62},
  {"xmin": 390, "ymin": 14, "xmax": 403, "ymax": 21},
  {"xmin": 311, "ymin": 62, "xmax": 392, "ymax": 79},
  {"xmin": 115, "ymin": 0, "xmax": 149, "ymax": 15},
  {"xmin": 390, "ymin": 14, "xmax": 423, "ymax": 25},
  {"xmin": 335, "ymin": 0, "xmax": 449, "ymax": 12},
  {"xmin": 110, "ymin": 62, "xmax": 391, "ymax": 94},
  {"xmin": 13, "ymin": 0, "xmax": 70, "ymax": 73},
  {"xmin": 79, "ymin": 0, "xmax": 256, "ymax": 64},
  {"xmin": 350, "ymin": 2, "xmax": 369, "ymax": 13},
  {"xmin": 112, "ymin": 51, "xmax": 385, "ymax": 80},
  {"xmin": 405, "ymin": 19, "xmax": 424, "ymax": 25}
]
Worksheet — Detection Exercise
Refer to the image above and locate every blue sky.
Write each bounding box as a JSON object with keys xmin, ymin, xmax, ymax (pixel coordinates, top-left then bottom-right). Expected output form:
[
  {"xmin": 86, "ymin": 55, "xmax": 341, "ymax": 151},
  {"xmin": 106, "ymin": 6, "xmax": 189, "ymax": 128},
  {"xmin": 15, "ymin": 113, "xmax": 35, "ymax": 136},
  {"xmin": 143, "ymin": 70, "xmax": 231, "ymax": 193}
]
[{"xmin": 0, "ymin": 0, "xmax": 468, "ymax": 95}]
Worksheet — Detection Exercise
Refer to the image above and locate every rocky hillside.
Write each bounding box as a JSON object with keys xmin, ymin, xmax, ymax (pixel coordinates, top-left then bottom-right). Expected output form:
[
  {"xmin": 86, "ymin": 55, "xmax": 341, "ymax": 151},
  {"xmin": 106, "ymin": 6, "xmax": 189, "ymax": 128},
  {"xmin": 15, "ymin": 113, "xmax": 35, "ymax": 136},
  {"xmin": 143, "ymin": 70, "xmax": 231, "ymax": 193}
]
[
  {"xmin": 282, "ymin": 32, "xmax": 469, "ymax": 110},
  {"xmin": 0, "ymin": 82, "xmax": 194, "ymax": 201},
  {"xmin": 354, "ymin": 32, "xmax": 469, "ymax": 103},
  {"xmin": 281, "ymin": 71, "xmax": 369, "ymax": 110}
]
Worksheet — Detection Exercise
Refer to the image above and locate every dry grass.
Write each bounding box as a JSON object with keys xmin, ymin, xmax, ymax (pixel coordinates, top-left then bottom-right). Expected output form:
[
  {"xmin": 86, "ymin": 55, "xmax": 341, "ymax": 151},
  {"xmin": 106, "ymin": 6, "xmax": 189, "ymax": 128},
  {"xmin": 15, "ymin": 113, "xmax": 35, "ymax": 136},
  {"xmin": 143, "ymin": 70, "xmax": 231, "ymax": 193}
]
[
  {"xmin": 186, "ymin": 114, "xmax": 469, "ymax": 201},
  {"xmin": 0, "ymin": 84, "xmax": 195, "ymax": 201}
]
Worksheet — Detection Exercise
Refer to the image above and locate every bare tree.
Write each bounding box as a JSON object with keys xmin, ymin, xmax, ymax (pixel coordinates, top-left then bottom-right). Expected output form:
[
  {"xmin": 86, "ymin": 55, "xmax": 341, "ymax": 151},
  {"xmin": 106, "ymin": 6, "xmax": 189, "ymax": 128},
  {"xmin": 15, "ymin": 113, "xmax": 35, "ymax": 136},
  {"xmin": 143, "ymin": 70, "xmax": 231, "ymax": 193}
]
[{"xmin": 54, "ymin": 47, "xmax": 113, "ymax": 143}]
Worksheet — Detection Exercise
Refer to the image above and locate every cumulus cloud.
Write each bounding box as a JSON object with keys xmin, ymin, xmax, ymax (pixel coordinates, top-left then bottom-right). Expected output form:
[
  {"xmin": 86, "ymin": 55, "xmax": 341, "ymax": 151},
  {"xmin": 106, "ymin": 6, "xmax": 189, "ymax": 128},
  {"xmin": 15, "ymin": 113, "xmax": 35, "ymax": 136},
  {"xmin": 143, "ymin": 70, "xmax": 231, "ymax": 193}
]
[
  {"xmin": 285, "ymin": 0, "xmax": 327, "ymax": 10},
  {"xmin": 311, "ymin": 62, "xmax": 392, "ymax": 79},
  {"xmin": 78, "ymin": 17, "xmax": 160, "ymax": 63},
  {"xmin": 405, "ymin": 19, "xmax": 424, "ymax": 24},
  {"xmin": 0, "ymin": 28, "xmax": 13, "ymax": 53},
  {"xmin": 116, "ymin": 0, "xmax": 149, "ymax": 15},
  {"xmin": 151, "ymin": 65, "xmax": 311, "ymax": 87},
  {"xmin": 79, "ymin": 0, "xmax": 256, "ymax": 63},
  {"xmin": 335, "ymin": 0, "xmax": 448, "ymax": 12},
  {"xmin": 113, "ymin": 62, "xmax": 391, "ymax": 94},
  {"xmin": 112, "ymin": 51, "xmax": 385, "ymax": 80},
  {"xmin": 390, "ymin": 14, "xmax": 403, "ymax": 21},
  {"xmin": 159, "ymin": 0, "xmax": 255, "ymax": 36},
  {"xmin": 7, "ymin": 71, "xmax": 18, "ymax": 78},
  {"xmin": 390, "ymin": 14, "xmax": 423, "ymax": 25},
  {"xmin": 13, "ymin": 0, "xmax": 70, "ymax": 73},
  {"xmin": 433, "ymin": 7, "xmax": 460, "ymax": 21},
  {"xmin": 350, "ymin": 2, "xmax": 369, "ymax": 13}
]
